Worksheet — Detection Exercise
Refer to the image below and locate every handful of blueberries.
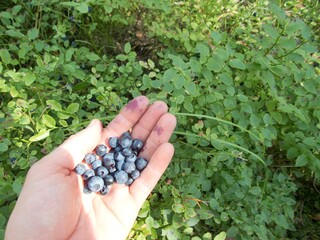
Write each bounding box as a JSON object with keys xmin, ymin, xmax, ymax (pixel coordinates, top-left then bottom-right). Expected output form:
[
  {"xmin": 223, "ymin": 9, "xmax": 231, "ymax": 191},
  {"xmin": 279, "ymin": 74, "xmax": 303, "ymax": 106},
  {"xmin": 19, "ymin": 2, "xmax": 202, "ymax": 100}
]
[{"xmin": 74, "ymin": 132, "xmax": 148, "ymax": 195}]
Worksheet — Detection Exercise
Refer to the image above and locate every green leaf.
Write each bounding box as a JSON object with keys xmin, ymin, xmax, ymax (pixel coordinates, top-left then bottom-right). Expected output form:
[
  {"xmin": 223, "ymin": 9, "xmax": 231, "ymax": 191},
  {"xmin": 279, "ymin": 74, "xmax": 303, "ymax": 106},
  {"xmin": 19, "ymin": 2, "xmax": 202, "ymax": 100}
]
[
  {"xmin": 196, "ymin": 43, "xmax": 210, "ymax": 58},
  {"xmin": 197, "ymin": 209, "xmax": 214, "ymax": 220},
  {"xmin": 0, "ymin": 49, "xmax": 12, "ymax": 64},
  {"xmin": 124, "ymin": 43, "xmax": 131, "ymax": 54},
  {"xmin": 274, "ymin": 214, "xmax": 289, "ymax": 229},
  {"xmin": 86, "ymin": 52, "xmax": 100, "ymax": 61},
  {"xmin": 207, "ymin": 54, "xmax": 223, "ymax": 72},
  {"xmin": 303, "ymin": 137, "xmax": 317, "ymax": 147},
  {"xmin": 27, "ymin": 28, "xmax": 39, "ymax": 41},
  {"xmin": 295, "ymin": 155, "xmax": 308, "ymax": 167},
  {"xmin": 229, "ymin": 59, "xmax": 245, "ymax": 70},
  {"xmin": 219, "ymin": 73, "xmax": 233, "ymax": 85},
  {"xmin": 174, "ymin": 76, "xmax": 185, "ymax": 89},
  {"xmin": 66, "ymin": 103, "xmax": 79, "ymax": 113},
  {"xmin": 249, "ymin": 186, "xmax": 261, "ymax": 195},
  {"xmin": 25, "ymin": 73, "xmax": 36, "ymax": 86},
  {"xmin": 211, "ymin": 31, "xmax": 222, "ymax": 44},
  {"xmin": 169, "ymin": 54, "xmax": 187, "ymax": 70},
  {"xmin": 46, "ymin": 100, "xmax": 62, "ymax": 111},
  {"xmin": 42, "ymin": 114, "xmax": 56, "ymax": 128},
  {"xmin": 76, "ymin": 2, "xmax": 89, "ymax": 13},
  {"xmin": 0, "ymin": 142, "xmax": 8, "ymax": 152},
  {"xmin": 29, "ymin": 129, "xmax": 50, "ymax": 142},
  {"xmin": 172, "ymin": 203, "xmax": 184, "ymax": 213},
  {"xmin": 214, "ymin": 231, "xmax": 227, "ymax": 240}
]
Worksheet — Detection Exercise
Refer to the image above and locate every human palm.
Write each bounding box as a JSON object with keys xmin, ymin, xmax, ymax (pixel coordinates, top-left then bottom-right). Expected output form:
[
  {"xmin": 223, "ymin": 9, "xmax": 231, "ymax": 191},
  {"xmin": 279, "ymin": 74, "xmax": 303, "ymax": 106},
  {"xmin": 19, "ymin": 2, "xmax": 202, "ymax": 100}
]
[{"xmin": 5, "ymin": 96, "xmax": 176, "ymax": 240}]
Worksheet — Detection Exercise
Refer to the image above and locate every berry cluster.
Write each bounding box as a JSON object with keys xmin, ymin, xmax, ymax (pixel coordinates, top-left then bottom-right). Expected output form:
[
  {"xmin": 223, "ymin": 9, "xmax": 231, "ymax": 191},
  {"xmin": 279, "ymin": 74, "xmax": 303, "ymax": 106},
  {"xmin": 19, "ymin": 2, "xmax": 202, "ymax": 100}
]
[{"xmin": 74, "ymin": 132, "xmax": 148, "ymax": 195}]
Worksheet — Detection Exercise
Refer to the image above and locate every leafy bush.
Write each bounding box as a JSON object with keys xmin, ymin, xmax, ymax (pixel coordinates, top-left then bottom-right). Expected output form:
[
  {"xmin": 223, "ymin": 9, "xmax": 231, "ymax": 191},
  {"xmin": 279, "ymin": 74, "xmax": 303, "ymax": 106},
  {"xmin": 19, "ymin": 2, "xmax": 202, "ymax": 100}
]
[{"xmin": 0, "ymin": 0, "xmax": 319, "ymax": 239}]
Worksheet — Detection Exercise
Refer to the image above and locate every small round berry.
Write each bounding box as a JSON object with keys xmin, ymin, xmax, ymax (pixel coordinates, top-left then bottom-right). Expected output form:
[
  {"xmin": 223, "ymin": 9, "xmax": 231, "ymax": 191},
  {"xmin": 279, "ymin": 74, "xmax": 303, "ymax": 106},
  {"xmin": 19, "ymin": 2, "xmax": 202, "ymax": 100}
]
[
  {"xmin": 119, "ymin": 136, "xmax": 132, "ymax": 148},
  {"xmin": 100, "ymin": 185, "xmax": 109, "ymax": 195},
  {"xmin": 83, "ymin": 169, "xmax": 95, "ymax": 180},
  {"xmin": 91, "ymin": 160, "xmax": 102, "ymax": 170},
  {"xmin": 104, "ymin": 175, "xmax": 114, "ymax": 185},
  {"xmin": 114, "ymin": 152, "xmax": 125, "ymax": 161},
  {"xmin": 122, "ymin": 162, "xmax": 136, "ymax": 174},
  {"xmin": 87, "ymin": 176, "xmax": 104, "ymax": 192},
  {"xmin": 74, "ymin": 163, "xmax": 86, "ymax": 175},
  {"xmin": 95, "ymin": 144, "xmax": 108, "ymax": 156},
  {"xmin": 136, "ymin": 157, "xmax": 148, "ymax": 171},
  {"xmin": 114, "ymin": 170, "xmax": 128, "ymax": 184},
  {"xmin": 104, "ymin": 159, "xmax": 116, "ymax": 169},
  {"xmin": 130, "ymin": 170, "xmax": 140, "ymax": 180},
  {"xmin": 96, "ymin": 166, "xmax": 109, "ymax": 178},
  {"xmin": 116, "ymin": 160, "xmax": 125, "ymax": 171},
  {"xmin": 132, "ymin": 139, "xmax": 143, "ymax": 151},
  {"xmin": 126, "ymin": 154, "xmax": 137, "ymax": 163},
  {"xmin": 122, "ymin": 131, "xmax": 132, "ymax": 138},
  {"xmin": 83, "ymin": 185, "xmax": 92, "ymax": 194},
  {"xmin": 84, "ymin": 153, "xmax": 96, "ymax": 164},
  {"xmin": 125, "ymin": 178, "xmax": 134, "ymax": 186},
  {"xmin": 122, "ymin": 147, "xmax": 132, "ymax": 157},
  {"xmin": 109, "ymin": 137, "xmax": 118, "ymax": 148}
]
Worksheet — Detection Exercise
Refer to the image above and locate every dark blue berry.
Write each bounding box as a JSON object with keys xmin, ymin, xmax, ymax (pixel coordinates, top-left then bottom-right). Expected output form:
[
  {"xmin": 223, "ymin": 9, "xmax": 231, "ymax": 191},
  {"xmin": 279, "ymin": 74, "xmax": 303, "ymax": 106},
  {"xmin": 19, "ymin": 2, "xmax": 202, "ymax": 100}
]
[
  {"xmin": 102, "ymin": 153, "xmax": 114, "ymax": 165},
  {"xmin": 119, "ymin": 136, "xmax": 132, "ymax": 148},
  {"xmin": 83, "ymin": 185, "xmax": 92, "ymax": 194},
  {"xmin": 109, "ymin": 137, "xmax": 118, "ymax": 148},
  {"xmin": 130, "ymin": 170, "xmax": 140, "ymax": 180},
  {"xmin": 104, "ymin": 159, "xmax": 115, "ymax": 169},
  {"xmin": 100, "ymin": 185, "xmax": 109, "ymax": 195},
  {"xmin": 136, "ymin": 157, "xmax": 148, "ymax": 171},
  {"xmin": 132, "ymin": 139, "xmax": 143, "ymax": 151},
  {"xmin": 114, "ymin": 170, "xmax": 128, "ymax": 184},
  {"xmin": 122, "ymin": 132, "xmax": 132, "ymax": 138},
  {"xmin": 112, "ymin": 146, "xmax": 122, "ymax": 153},
  {"xmin": 74, "ymin": 163, "xmax": 86, "ymax": 175},
  {"xmin": 87, "ymin": 176, "xmax": 104, "ymax": 192},
  {"xmin": 114, "ymin": 152, "xmax": 125, "ymax": 161},
  {"xmin": 126, "ymin": 154, "xmax": 137, "ymax": 163},
  {"xmin": 95, "ymin": 144, "xmax": 108, "ymax": 156},
  {"xmin": 91, "ymin": 160, "xmax": 102, "ymax": 170},
  {"xmin": 83, "ymin": 169, "xmax": 95, "ymax": 180},
  {"xmin": 125, "ymin": 178, "xmax": 134, "ymax": 186},
  {"xmin": 84, "ymin": 153, "xmax": 96, "ymax": 164},
  {"xmin": 96, "ymin": 166, "xmax": 109, "ymax": 178},
  {"xmin": 116, "ymin": 160, "xmax": 125, "ymax": 170},
  {"xmin": 122, "ymin": 147, "xmax": 132, "ymax": 157},
  {"xmin": 122, "ymin": 162, "xmax": 136, "ymax": 174},
  {"xmin": 104, "ymin": 175, "xmax": 114, "ymax": 185}
]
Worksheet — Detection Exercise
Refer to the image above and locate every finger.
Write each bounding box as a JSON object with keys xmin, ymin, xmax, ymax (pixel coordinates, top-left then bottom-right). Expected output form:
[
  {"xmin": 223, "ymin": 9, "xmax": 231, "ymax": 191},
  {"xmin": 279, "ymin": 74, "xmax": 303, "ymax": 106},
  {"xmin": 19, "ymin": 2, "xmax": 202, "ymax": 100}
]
[
  {"xmin": 139, "ymin": 113, "xmax": 176, "ymax": 160},
  {"xmin": 129, "ymin": 143, "xmax": 174, "ymax": 206},
  {"xmin": 102, "ymin": 96, "xmax": 149, "ymax": 144},
  {"xmin": 41, "ymin": 119, "xmax": 103, "ymax": 171},
  {"xmin": 131, "ymin": 101, "xmax": 168, "ymax": 141}
]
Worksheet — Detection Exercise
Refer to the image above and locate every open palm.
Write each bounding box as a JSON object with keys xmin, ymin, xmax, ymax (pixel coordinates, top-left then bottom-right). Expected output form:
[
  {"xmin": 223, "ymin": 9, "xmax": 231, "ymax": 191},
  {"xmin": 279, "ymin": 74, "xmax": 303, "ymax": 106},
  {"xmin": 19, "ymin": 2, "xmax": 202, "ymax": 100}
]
[{"xmin": 5, "ymin": 96, "xmax": 176, "ymax": 240}]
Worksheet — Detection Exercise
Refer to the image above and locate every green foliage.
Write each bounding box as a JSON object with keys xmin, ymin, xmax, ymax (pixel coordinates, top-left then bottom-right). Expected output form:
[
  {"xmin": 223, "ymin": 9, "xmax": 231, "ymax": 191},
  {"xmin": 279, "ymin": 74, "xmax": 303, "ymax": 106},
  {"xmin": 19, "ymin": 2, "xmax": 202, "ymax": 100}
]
[{"xmin": 0, "ymin": 0, "xmax": 319, "ymax": 239}]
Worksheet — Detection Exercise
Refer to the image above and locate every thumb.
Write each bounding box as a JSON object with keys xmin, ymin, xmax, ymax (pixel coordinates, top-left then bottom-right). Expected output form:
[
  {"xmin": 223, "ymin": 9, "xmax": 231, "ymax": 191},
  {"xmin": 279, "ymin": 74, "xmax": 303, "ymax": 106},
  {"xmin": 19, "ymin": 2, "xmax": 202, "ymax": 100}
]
[{"xmin": 39, "ymin": 119, "xmax": 103, "ymax": 172}]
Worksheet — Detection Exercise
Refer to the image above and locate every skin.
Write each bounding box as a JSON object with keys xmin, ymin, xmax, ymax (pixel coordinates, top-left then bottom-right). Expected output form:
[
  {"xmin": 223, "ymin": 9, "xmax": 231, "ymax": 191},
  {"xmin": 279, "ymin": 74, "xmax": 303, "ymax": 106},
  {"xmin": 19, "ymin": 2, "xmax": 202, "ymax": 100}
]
[{"xmin": 5, "ymin": 96, "xmax": 177, "ymax": 240}]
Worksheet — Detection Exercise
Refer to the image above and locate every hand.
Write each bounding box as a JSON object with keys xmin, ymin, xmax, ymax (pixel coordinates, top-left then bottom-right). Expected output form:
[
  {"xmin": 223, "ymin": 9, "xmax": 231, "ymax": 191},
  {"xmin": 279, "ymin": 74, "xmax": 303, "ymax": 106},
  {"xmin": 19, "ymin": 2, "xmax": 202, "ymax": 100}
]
[{"xmin": 5, "ymin": 96, "xmax": 177, "ymax": 240}]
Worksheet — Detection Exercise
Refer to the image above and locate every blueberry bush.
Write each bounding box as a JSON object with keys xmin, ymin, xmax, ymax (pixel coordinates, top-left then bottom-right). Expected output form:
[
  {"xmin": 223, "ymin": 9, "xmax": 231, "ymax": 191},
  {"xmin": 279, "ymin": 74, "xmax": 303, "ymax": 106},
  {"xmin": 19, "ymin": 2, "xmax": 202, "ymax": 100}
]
[{"xmin": 0, "ymin": 0, "xmax": 319, "ymax": 239}]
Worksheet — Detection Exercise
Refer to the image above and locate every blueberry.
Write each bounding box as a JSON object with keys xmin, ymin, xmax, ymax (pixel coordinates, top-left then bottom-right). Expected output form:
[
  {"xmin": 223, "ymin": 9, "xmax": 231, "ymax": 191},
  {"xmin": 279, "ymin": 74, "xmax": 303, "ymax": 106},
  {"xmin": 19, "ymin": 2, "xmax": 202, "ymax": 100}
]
[
  {"xmin": 114, "ymin": 152, "xmax": 125, "ymax": 161},
  {"xmin": 125, "ymin": 154, "xmax": 137, "ymax": 163},
  {"xmin": 132, "ymin": 139, "xmax": 143, "ymax": 151},
  {"xmin": 136, "ymin": 157, "xmax": 148, "ymax": 171},
  {"xmin": 122, "ymin": 162, "xmax": 136, "ymax": 174},
  {"xmin": 122, "ymin": 147, "xmax": 132, "ymax": 157},
  {"xmin": 87, "ymin": 176, "xmax": 104, "ymax": 192},
  {"xmin": 95, "ymin": 144, "xmax": 108, "ymax": 156},
  {"xmin": 91, "ymin": 160, "xmax": 102, "ymax": 170},
  {"xmin": 116, "ymin": 160, "xmax": 125, "ymax": 170},
  {"xmin": 125, "ymin": 178, "xmax": 134, "ymax": 186},
  {"xmin": 84, "ymin": 153, "xmax": 97, "ymax": 164},
  {"xmin": 104, "ymin": 174, "xmax": 114, "ymax": 185},
  {"xmin": 100, "ymin": 185, "xmax": 109, "ymax": 195},
  {"xmin": 109, "ymin": 166, "xmax": 117, "ymax": 173},
  {"xmin": 130, "ymin": 170, "xmax": 140, "ymax": 180},
  {"xmin": 83, "ymin": 185, "xmax": 92, "ymax": 194},
  {"xmin": 96, "ymin": 166, "xmax": 109, "ymax": 178},
  {"xmin": 74, "ymin": 163, "xmax": 86, "ymax": 175},
  {"xmin": 114, "ymin": 170, "xmax": 128, "ymax": 184},
  {"xmin": 109, "ymin": 137, "xmax": 118, "ymax": 148},
  {"xmin": 83, "ymin": 169, "xmax": 95, "ymax": 180},
  {"xmin": 119, "ymin": 136, "xmax": 132, "ymax": 148},
  {"xmin": 112, "ymin": 146, "xmax": 122, "ymax": 153},
  {"xmin": 122, "ymin": 131, "xmax": 132, "ymax": 138},
  {"xmin": 104, "ymin": 159, "xmax": 115, "ymax": 169},
  {"xmin": 102, "ymin": 153, "xmax": 114, "ymax": 164}
]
